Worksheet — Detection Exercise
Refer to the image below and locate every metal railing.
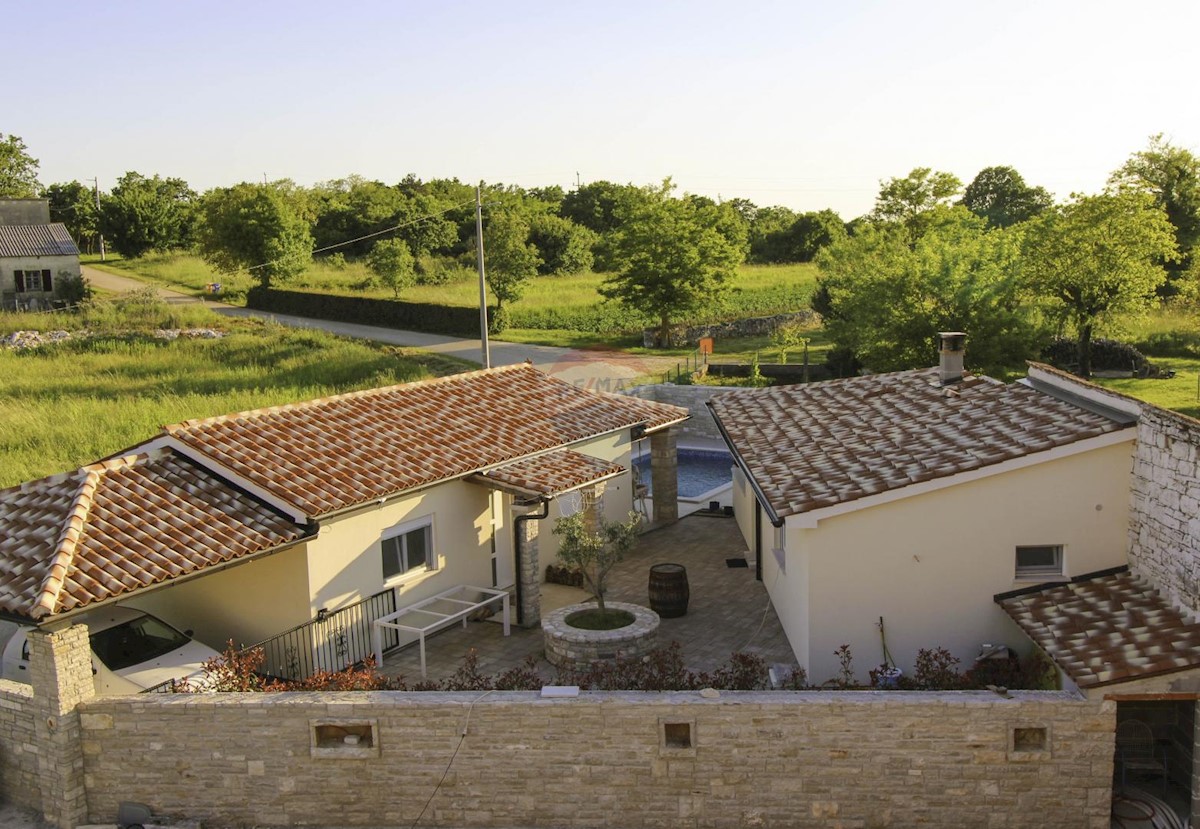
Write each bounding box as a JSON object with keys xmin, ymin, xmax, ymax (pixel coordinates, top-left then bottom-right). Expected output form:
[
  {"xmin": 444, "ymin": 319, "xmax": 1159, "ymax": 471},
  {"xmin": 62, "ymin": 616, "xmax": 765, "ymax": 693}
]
[
  {"xmin": 662, "ymin": 346, "xmax": 708, "ymax": 384},
  {"xmin": 141, "ymin": 589, "xmax": 399, "ymax": 692}
]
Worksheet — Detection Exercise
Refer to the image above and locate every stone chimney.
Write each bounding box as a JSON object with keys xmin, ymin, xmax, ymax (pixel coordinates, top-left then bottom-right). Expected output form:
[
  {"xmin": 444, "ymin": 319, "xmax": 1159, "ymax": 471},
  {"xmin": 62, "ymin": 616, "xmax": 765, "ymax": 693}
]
[{"xmin": 938, "ymin": 332, "xmax": 966, "ymax": 385}]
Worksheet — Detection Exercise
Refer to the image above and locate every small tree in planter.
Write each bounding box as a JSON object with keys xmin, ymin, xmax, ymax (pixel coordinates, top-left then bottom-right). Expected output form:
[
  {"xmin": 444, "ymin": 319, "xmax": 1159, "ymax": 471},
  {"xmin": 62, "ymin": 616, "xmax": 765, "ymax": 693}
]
[{"xmin": 552, "ymin": 510, "xmax": 641, "ymax": 625}]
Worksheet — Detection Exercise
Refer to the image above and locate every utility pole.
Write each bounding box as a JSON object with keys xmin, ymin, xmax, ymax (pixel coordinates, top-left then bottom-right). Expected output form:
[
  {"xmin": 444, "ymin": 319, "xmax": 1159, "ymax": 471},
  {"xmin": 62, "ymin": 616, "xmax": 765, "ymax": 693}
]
[
  {"xmin": 90, "ymin": 177, "xmax": 105, "ymax": 261},
  {"xmin": 475, "ymin": 184, "xmax": 491, "ymax": 368},
  {"xmin": 575, "ymin": 171, "xmax": 581, "ymax": 188}
]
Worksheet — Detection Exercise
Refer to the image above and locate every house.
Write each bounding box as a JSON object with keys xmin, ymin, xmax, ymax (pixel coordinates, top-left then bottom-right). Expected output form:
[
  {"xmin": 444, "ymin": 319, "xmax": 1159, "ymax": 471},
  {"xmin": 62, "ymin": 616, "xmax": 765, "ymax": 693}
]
[
  {"xmin": 0, "ymin": 198, "xmax": 81, "ymax": 310},
  {"xmin": 709, "ymin": 333, "xmax": 1149, "ymax": 685},
  {"xmin": 0, "ymin": 363, "xmax": 688, "ymax": 671}
]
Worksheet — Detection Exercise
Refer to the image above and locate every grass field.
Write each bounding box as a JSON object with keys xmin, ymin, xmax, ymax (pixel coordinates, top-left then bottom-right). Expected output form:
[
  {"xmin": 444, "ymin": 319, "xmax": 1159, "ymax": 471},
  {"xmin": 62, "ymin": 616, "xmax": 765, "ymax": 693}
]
[
  {"xmin": 90, "ymin": 252, "xmax": 819, "ymax": 334},
  {"xmin": 0, "ymin": 298, "xmax": 471, "ymax": 487}
]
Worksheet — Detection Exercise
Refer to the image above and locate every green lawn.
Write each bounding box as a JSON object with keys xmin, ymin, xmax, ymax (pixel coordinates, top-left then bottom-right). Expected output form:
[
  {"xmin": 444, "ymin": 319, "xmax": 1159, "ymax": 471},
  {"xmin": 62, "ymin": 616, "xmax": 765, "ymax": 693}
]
[
  {"xmin": 90, "ymin": 252, "xmax": 819, "ymax": 333},
  {"xmin": 0, "ymin": 301, "xmax": 471, "ymax": 487},
  {"xmin": 1092, "ymin": 358, "xmax": 1200, "ymax": 419}
]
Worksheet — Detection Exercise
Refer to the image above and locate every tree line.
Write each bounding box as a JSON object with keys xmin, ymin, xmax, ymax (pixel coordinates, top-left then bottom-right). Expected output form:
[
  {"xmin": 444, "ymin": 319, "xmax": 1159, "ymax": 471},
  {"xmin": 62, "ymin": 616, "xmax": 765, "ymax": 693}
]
[{"xmin": 2, "ymin": 131, "xmax": 1197, "ymax": 374}]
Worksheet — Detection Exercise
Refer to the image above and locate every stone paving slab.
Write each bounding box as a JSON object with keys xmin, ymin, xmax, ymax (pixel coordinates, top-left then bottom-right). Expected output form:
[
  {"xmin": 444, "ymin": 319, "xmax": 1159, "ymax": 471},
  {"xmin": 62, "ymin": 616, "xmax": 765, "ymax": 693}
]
[{"xmin": 380, "ymin": 514, "xmax": 796, "ymax": 684}]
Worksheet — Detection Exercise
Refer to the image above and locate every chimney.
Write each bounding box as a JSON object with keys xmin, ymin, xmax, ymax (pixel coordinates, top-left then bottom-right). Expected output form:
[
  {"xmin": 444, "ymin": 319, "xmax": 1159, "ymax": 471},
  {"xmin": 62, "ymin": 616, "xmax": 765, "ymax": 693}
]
[{"xmin": 938, "ymin": 332, "xmax": 966, "ymax": 385}]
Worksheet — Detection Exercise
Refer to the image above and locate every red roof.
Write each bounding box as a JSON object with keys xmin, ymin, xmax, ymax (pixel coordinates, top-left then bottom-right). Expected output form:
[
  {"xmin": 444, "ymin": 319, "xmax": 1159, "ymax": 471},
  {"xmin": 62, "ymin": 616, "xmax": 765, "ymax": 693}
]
[
  {"xmin": 709, "ymin": 367, "xmax": 1130, "ymax": 519},
  {"xmin": 0, "ymin": 451, "xmax": 309, "ymax": 620},
  {"xmin": 163, "ymin": 363, "xmax": 688, "ymax": 516}
]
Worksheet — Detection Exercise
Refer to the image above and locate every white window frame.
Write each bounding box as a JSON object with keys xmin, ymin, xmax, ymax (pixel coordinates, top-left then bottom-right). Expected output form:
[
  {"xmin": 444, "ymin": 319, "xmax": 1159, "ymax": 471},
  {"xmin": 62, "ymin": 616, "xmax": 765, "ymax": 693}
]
[
  {"xmin": 1015, "ymin": 545, "xmax": 1064, "ymax": 580},
  {"xmin": 381, "ymin": 517, "xmax": 436, "ymax": 585}
]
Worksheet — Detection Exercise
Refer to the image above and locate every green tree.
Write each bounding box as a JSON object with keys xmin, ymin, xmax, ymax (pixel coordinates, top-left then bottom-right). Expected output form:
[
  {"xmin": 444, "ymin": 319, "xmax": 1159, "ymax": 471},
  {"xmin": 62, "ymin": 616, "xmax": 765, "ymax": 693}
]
[
  {"xmin": 367, "ymin": 239, "xmax": 416, "ymax": 298},
  {"xmin": 102, "ymin": 172, "xmax": 196, "ymax": 257},
  {"xmin": 483, "ymin": 210, "xmax": 540, "ymax": 326},
  {"xmin": 42, "ymin": 181, "xmax": 100, "ymax": 252},
  {"xmin": 960, "ymin": 166, "xmax": 1053, "ymax": 228},
  {"xmin": 552, "ymin": 511, "xmax": 641, "ymax": 617},
  {"xmin": 600, "ymin": 181, "xmax": 742, "ymax": 347},
  {"xmin": 1108, "ymin": 134, "xmax": 1200, "ymax": 292},
  {"xmin": 1023, "ymin": 192, "xmax": 1178, "ymax": 377},
  {"xmin": 559, "ymin": 180, "xmax": 635, "ymax": 235},
  {"xmin": 528, "ymin": 213, "xmax": 596, "ymax": 275},
  {"xmin": 788, "ymin": 210, "xmax": 848, "ymax": 261},
  {"xmin": 817, "ymin": 208, "xmax": 1040, "ymax": 372},
  {"xmin": 0, "ymin": 133, "xmax": 40, "ymax": 197},
  {"xmin": 748, "ymin": 205, "xmax": 798, "ymax": 263},
  {"xmin": 873, "ymin": 168, "xmax": 963, "ymax": 244},
  {"xmin": 197, "ymin": 183, "xmax": 313, "ymax": 288}
]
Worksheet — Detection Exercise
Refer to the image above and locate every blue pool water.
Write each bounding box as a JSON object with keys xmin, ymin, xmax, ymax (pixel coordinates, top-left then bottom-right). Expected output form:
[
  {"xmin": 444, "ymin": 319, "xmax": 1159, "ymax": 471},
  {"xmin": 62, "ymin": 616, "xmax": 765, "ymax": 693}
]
[{"xmin": 633, "ymin": 449, "xmax": 733, "ymax": 500}]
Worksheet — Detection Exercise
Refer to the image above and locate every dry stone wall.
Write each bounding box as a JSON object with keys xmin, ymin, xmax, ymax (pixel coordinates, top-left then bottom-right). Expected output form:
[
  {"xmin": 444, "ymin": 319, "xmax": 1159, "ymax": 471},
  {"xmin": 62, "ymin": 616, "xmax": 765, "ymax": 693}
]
[
  {"xmin": 623, "ymin": 384, "xmax": 742, "ymax": 445},
  {"xmin": 1129, "ymin": 406, "xmax": 1200, "ymax": 615},
  {"xmin": 80, "ymin": 690, "xmax": 1114, "ymax": 829},
  {"xmin": 0, "ymin": 681, "xmax": 40, "ymax": 813}
]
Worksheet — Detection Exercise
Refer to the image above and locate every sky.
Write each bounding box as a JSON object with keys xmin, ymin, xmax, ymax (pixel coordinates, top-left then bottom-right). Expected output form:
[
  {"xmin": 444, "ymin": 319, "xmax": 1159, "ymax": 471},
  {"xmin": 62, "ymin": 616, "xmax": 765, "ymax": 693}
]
[{"xmin": 7, "ymin": 0, "xmax": 1200, "ymax": 219}]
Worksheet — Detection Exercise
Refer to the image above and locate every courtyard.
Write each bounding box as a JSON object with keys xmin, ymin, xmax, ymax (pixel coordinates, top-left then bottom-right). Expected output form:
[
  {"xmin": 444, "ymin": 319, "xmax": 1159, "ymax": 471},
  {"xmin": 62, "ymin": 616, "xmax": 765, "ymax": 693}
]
[{"xmin": 379, "ymin": 513, "xmax": 796, "ymax": 684}]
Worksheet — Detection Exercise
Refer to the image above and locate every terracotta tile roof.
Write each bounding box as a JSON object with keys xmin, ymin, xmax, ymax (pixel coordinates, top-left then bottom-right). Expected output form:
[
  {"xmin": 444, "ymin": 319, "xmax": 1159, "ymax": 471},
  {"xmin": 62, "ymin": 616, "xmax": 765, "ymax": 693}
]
[
  {"xmin": 471, "ymin": 450, "xmax": 624, "ymax": 498},
  {"xmin": 0, "ymin": 223, "xmax": 79, "ymax": 257},
  {"xmin": 708, "ymin": 367, "xmax": 1131, "ymax": 520},
  {"xmin": 162, "ymin": 363, "xmax": 687, "ymax": 517},
  {"xmin": 0, "ymin": 450, "xmax": 310, "ymax": 621},
  {"xmin": 996, "ymin": 568, "xmax": 1200, "ymax": 688}
]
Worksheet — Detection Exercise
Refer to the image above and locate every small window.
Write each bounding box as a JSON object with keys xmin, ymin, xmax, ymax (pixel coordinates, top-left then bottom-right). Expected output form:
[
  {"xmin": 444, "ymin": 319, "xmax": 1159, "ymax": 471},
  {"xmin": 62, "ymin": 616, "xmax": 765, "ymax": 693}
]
[
  {"xmin": 1015, "ymin": 545, "xmax": 1063, "ymax": 579},
  {"xmin": 16, "ymin": 269, "xmax": 50, "ymax": 293},
  {"xmin": 381, "ymin": 520, "xmax": 435, "ymax": 581}
]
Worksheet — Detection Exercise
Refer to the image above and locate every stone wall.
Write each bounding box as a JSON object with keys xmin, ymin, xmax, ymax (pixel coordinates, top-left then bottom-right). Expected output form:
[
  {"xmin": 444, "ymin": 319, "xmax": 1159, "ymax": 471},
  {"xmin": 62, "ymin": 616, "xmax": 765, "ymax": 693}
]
[
  {"xmin": 0, "ymin": 680, "xmax": 40, "ymax": 813},
  {"xmin": 79, "ymin": 690, "xmax": 1114, "ymax": 829},
  {"xmin": 1128, "ymin": 406, "xmax": 1200, "ymax": 615},
  {"xmin": 623, "ymin": 384, "xmax": 743, "ymax": 445}
]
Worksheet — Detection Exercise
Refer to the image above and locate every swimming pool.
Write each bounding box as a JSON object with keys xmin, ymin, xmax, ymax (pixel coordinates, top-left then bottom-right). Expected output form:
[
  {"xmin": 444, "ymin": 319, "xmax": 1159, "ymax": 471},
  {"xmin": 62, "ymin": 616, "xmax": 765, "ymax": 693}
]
[{"xmin": 633, "ymin": 448, "xmax": 734, "ymax": 501}]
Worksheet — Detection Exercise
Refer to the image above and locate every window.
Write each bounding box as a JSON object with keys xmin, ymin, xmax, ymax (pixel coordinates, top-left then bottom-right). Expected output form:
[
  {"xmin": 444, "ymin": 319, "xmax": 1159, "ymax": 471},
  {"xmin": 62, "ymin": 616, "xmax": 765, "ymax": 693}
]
[
  {"xmin": 1015, "ymin": 545, "xmax": 1063, "ymax": 579},
  {"xmin": 381, "ymin": 520, "xmax": 434, "ymax": 581},
  {"xmin": 15, "ymin": 269, "xmax": 51, "ymax": 293}
]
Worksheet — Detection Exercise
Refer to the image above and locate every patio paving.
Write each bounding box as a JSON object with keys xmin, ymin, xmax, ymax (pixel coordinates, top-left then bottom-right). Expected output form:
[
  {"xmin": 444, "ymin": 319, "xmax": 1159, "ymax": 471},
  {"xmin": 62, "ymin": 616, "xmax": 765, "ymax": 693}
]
[{"xmin": 378, "ymin": 513, "xmax": 797, "ymax": 685}]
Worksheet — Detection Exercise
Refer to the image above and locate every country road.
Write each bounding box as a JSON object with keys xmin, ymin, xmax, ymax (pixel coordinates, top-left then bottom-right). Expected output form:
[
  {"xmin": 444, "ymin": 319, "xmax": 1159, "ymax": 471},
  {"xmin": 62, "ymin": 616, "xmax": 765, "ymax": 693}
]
[{"xmin": 80, "ymin": 266, "xmax": 678, "ymax": 392}]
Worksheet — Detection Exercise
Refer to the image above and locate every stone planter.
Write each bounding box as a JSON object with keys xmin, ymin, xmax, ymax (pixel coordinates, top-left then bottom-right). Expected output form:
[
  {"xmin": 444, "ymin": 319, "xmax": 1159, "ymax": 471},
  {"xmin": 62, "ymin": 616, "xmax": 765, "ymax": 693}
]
[{"xmin": 542, "ymin": 601, "xmax": 660, "ymax": 670}]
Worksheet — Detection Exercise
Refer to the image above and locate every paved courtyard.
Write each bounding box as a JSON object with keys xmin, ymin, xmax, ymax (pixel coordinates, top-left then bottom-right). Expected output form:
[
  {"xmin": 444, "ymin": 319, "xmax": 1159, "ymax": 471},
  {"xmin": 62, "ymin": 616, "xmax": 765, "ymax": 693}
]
[{"xmin": 379, "ymin": 513, "xmax": 796, "ymax": 685}]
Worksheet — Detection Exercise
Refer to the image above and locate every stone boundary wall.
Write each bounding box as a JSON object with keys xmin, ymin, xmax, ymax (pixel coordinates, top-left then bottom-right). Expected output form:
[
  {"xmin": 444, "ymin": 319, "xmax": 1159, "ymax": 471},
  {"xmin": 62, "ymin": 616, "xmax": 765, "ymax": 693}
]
[
  {"xmin": 0, "ymin": 680, "xmax": 40, "ymax": 813},
  {"xmin": 642, "ymin": 310, "xmax": 819, "ymax": 348},
  {"xmin": 80, "ymin": 690, "xmax": 1113, "ymax": 829},
  {"xmin": 623, "ymin": 384, "xmax": 742, "ymax": 445},
  {"xmin": 1129, "ymin": 405, "xmax": 1200, "ymax": 615}
]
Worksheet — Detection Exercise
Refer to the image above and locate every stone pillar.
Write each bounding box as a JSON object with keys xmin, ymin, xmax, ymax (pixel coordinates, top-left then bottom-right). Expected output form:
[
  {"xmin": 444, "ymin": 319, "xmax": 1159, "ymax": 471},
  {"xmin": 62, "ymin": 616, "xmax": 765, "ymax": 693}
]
[
  {"xmin": 651, "ymin": 428, "xmax": 679, "ymax": 524},
  {"xmin": 580, "ymin": 482, "xmax": 606, "ymax": 533},
  {"xmin": 29, "ymin": 624, "xmax": 94, "ymax": 829},
  {"xmin": 517, "ymin": 513, "xmax": 542, "ymax": 627}
]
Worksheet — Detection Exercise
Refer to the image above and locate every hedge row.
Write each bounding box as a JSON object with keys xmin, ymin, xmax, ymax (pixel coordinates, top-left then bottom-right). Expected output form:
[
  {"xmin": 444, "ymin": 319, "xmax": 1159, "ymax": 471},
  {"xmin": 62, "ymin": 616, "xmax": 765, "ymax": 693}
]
[{"xmin": 246, "ymin": 288, "xmax": 487, "ymax": 337}]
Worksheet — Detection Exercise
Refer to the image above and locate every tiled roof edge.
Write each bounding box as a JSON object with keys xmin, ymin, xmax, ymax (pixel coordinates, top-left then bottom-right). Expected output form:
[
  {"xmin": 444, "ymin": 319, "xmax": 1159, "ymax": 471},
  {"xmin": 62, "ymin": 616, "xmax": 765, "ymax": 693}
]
[
  {"xmin": 165, "ymin": 362, "xmax": 532, "ymax": 435},
  {"xmin": 993, "ymin": 564, "xmax": 1131, "ymax": 603},
  {"xmin": 35, "ymin": 470, "xmax": 100, "ymax": 619}
]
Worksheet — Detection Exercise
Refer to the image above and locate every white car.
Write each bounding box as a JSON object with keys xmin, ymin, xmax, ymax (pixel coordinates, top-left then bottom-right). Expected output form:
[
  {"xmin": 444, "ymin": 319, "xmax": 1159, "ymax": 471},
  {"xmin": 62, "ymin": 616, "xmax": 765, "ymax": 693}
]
[{"xmin": 0, "ymin": 607, "xmax": 222, "ymax": 695}]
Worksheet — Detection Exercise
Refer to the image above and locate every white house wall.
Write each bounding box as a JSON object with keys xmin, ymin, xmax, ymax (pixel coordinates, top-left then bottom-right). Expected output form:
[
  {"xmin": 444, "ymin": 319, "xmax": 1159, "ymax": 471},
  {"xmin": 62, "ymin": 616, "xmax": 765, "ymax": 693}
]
[
  {"xmin": 0, "ymin": 254, "xmax": 80, "ymax": 294},
  {"xmin": 541, "ymin": 431, "xmax": 635, "ymax": 567},
  {"xmin": 774, "ymin": 439, "xmax": 1133, "ymax": 685},
  {"xmin": 125, "ymin": 543, "xmax": 313, "ymax": 651}
]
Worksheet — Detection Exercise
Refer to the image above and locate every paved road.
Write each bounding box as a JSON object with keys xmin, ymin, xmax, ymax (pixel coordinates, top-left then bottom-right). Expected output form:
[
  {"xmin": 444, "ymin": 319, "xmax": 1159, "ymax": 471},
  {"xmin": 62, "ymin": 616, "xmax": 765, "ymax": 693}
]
[{"xmin": 81, "ymin": 266, "xmax": 675, "ymax": 391}]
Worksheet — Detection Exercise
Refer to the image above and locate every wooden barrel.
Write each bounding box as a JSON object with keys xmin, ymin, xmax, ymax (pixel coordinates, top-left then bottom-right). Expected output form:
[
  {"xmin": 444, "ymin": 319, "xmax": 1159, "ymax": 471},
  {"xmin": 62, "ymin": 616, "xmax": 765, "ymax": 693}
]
[{"xmin": 648, "ymin": 563, "xmax": 689, "ymax": 618}]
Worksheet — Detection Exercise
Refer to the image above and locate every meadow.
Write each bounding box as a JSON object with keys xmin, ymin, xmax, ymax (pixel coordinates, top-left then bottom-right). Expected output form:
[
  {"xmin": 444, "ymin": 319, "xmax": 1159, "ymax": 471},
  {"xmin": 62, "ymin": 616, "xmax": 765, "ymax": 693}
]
[
  {"xmin": 0, "ymin": 296, "xmax": 471, "ymax": 487},
  {"xmin": 88, "ymin": 253, "xmax": 819, "ymax": 337}
]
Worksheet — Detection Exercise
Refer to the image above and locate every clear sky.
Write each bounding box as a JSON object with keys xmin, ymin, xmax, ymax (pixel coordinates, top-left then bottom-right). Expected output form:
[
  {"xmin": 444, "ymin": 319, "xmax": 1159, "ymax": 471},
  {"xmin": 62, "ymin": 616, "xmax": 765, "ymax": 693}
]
[{"xmin": 8, "ymin": 0, "xmax": 1199, "ymax": 219}]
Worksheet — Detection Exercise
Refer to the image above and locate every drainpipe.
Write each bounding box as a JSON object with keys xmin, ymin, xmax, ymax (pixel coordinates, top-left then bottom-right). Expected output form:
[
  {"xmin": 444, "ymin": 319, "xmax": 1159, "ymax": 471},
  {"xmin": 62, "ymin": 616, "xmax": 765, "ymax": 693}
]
[
  {"xmin": 754, "ymin": 501, "xmax": 763, "ymax": 582},
  {"xmin": 513, "ymin": 498, "xmax": 551, "ymax": 626}
]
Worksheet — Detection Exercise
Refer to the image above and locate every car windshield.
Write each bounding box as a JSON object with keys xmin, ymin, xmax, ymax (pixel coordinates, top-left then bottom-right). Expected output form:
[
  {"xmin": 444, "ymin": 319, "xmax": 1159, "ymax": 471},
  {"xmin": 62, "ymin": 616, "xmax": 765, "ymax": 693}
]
[{"xmin": 89, "ymin": 615, "xmax": 190, "ymax": 672}]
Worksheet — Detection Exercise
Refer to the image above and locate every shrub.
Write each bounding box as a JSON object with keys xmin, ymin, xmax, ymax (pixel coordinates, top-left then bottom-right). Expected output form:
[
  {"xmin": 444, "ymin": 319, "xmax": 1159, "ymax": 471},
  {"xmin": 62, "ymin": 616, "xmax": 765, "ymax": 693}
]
[
  {"xmin": 1041, "ymin": 336, "xmax": 1153, "ymax": 374},
  {"xmin": 911, "ymin": 646, "xmax": 963, "ymax": 690},
  {"xmin": 54, "ymin": 272, "xmax": 93, "ymax": 305},
  {"xmin": 246, "ymin": 287, "xmax": 486, "ymax": 337}
]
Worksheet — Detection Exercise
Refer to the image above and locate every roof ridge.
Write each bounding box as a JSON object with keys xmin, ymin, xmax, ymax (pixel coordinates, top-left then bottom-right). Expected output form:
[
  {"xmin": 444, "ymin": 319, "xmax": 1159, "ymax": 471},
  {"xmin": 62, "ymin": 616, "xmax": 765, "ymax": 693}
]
[
  {"xmin": 34, "ymin": 468, "xmax": 102, "ymax": 619},
  {"xmin": 164, "ymin": 362, "xmax": 533, "ymax": 434}
]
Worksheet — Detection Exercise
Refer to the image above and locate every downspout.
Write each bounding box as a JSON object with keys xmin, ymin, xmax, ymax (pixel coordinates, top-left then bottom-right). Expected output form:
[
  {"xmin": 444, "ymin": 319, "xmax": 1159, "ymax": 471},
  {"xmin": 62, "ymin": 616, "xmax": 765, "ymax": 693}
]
[
  {"xmin": 513, "ymin": 498, "xmax": 551, "ymax": 626},
  {"xmin": 754, "ymin": 501, "xmax": 763, "ymax": 582}
]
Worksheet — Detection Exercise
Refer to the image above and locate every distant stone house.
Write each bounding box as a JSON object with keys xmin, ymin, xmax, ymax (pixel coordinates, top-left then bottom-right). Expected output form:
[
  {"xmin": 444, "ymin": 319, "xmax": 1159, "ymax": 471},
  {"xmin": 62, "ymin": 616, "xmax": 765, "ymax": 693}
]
[{"xmin": 0, "ymin": 198, "xmax": 81, "ymax": 310}]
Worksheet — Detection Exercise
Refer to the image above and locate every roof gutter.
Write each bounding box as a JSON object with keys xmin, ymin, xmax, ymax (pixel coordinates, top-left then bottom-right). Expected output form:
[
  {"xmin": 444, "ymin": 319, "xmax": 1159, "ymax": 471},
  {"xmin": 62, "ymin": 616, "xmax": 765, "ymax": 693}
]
[{"xmin": 705, "ymin": 401, "xmax": 784, "ymax": 527}]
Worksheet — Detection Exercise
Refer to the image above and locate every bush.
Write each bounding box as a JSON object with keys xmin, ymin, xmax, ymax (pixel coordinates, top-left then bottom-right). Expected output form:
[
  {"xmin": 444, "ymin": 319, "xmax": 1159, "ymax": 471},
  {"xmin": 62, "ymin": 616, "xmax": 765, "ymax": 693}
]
[
  {"xmin": 54, "ymin": 272, "xmax": 93, "ymax": 305},
  {"xmin": 246, "ymin": 287, "xmax": 487, "ymax": 337},
  {"xmin": 1041, "ymin": 336, "xmax": 1162, "ymax": 375}
]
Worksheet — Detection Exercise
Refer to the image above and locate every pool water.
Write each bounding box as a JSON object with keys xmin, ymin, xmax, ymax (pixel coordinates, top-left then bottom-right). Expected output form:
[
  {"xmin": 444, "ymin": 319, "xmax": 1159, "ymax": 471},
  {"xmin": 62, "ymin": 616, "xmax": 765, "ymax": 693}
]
[{"xmin": 633, "ymin": 449, "xmax": 734, "ymax": 500}]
